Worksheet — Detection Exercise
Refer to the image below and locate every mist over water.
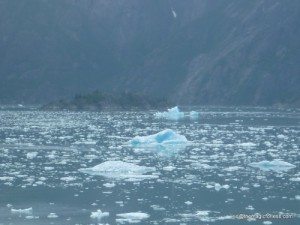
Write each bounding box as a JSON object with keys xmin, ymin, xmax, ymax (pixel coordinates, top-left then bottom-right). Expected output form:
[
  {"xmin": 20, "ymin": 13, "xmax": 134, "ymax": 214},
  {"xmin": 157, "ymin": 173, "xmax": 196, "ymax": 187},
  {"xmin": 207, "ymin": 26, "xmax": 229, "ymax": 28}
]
[{"xmin": 0, "ymin": 107, "xmax": 299, "ymax": 225}]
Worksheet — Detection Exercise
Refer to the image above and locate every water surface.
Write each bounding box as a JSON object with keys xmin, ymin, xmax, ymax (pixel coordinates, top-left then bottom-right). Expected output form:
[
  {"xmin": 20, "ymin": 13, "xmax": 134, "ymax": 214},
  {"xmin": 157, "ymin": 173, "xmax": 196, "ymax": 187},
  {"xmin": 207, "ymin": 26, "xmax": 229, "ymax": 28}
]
[{"xmin": 0, "ymin": 107, "xmax": 299, "ymax": 224}]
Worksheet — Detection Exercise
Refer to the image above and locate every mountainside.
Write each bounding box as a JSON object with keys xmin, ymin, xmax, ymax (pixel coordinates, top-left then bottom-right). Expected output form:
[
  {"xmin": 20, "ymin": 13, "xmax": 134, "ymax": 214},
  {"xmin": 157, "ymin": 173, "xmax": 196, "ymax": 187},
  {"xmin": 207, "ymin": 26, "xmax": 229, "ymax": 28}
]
[{"xmin": 0, "ymin": 0, "xmax": 300, "ymax": 106}]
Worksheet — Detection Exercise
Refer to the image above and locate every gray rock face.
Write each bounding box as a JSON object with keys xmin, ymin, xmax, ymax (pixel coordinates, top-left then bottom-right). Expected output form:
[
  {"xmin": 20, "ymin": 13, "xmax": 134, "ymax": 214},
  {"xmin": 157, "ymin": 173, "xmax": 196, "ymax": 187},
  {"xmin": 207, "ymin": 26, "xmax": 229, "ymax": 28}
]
[{"xmin": 0, "ymin": 0, "xmax": 299, "ymax": 105}]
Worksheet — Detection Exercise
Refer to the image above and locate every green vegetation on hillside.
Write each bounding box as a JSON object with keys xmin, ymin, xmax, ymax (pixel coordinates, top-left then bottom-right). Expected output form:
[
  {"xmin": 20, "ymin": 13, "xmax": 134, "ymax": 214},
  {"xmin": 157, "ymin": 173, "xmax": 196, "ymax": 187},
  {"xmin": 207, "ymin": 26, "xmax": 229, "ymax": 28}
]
[{"xmin": 41, "ymin": 91, "xmax": 171, "ymax": 111}]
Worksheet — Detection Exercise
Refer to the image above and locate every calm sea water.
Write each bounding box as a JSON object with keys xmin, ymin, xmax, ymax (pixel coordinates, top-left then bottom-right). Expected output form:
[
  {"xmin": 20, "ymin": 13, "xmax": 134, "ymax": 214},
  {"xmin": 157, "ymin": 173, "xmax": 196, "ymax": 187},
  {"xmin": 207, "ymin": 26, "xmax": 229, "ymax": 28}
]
[{"xmin": 0, "ymin": 107, "xmax": 299, "ymax": 225}]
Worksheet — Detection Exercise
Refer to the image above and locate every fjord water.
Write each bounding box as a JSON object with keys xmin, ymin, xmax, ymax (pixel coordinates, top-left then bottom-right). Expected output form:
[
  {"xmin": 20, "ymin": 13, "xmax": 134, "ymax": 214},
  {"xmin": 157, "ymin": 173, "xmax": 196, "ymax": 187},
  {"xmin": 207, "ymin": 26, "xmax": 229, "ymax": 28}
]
[{"xmin": 0, "ymin": 107, "xmax": 299, "ymax": 225}]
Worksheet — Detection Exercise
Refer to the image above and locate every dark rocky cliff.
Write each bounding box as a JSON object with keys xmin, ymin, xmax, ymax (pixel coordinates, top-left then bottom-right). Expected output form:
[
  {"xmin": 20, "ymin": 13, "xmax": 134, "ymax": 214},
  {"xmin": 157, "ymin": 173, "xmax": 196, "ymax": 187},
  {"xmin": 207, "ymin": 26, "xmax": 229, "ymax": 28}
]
[{"xmin": 0, "ymin": 0, "xmax": 299, "ymax": 106}]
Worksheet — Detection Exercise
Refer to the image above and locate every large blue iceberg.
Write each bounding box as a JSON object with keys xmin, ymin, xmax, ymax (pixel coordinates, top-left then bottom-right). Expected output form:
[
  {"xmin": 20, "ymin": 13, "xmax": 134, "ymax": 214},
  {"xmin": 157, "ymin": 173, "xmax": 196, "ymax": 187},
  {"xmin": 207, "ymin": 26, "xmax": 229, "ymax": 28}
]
[
  {"xmin": 249, "ymin": 160, "xmax": 296, "ymax": 172},
  {"xmin": 154, "ymin": 106, "xmax": 184, "ymax": 120},
  {"xmin": 128, "ymin": 129, "xmax": 188, "ymax": 155},
  {"xmin": 128, "ymin": 129, "xmax": 187, "ymax": 145}
]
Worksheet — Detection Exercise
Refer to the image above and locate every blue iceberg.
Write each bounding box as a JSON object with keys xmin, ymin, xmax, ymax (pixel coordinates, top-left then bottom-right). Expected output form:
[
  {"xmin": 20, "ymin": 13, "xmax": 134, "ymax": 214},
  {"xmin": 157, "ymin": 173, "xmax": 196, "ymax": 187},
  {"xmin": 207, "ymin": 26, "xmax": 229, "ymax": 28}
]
[
  {"xmin": 129, "ymin": 129, "xmax": 187, "ymax": 145},
  {"xmin": 154, "ymin": 106, "xmax": 184, "ymax": 120},
  {"xmin": 249, "ymin": 160, "xmax": 296, "ymax": 172},
  {"xmin": 128, "ymin": 129, "xmax": 188, "ymax": 155},
  {"xmin": 189, "ymin": 111, "xmax": 199, "ymax": 119}
]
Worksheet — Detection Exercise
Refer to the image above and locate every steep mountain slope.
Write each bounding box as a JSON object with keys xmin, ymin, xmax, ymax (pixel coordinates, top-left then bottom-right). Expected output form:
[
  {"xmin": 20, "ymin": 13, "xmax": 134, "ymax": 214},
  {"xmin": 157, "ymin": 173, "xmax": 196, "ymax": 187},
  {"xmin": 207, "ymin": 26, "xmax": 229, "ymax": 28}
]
[{"xmin": 0, "ymin": 0, "xmax": 299, "ymax": 105}]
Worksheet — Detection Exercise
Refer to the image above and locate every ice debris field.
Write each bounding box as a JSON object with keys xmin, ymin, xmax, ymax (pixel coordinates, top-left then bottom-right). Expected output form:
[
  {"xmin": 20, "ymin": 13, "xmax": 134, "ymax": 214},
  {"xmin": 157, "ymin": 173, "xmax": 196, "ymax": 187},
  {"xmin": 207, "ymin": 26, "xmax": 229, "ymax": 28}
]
[{"xmin": 0, "ymin": 107, "xmax": 300, "ymax": 224}]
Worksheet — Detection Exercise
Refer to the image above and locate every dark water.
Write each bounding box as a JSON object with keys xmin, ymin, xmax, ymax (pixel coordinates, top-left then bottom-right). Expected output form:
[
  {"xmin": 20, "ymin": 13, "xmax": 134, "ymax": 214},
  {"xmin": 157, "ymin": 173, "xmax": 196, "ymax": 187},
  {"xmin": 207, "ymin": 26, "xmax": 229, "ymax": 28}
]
[{"xmin": 0, "ymin": 107, "xmax": 299, "ymax": 225}]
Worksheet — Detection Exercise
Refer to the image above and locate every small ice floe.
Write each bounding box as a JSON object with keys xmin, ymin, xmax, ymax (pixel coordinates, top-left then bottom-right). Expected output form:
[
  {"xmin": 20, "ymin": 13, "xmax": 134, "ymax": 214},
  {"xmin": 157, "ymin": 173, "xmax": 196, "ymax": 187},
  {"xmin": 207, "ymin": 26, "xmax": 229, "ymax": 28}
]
[
  {"xmin": 162, "ymin": 166, "xmax": 176, "ymax": 171},
  {"xmin": 150, "ymin": 205, "xmax": 166, "ymax": 211},
  {"xmin": 44, "ymin": 166, "xmax": 54, "ymax": 171},
  {"xmin": 11, "ymin": 207, "xmax": 33, "ymax": 215},
  {"xmin": 223, "ymin": 166, "xmax": 242, "ymax": 172},
  {"xmin": 90, "ymin": 209, "xmax": 109, "ymax": 220},
  {"xmin": 26, "ymin": 152, "xmax": 38, "ymax": 159},
  {"xmin": 116, "ymin": 212, "xmax": 149, "ymax": 223},
  {"xmin": 25, "ymin": 215, "xmax": 39, "ymax": 219},
  {"xmin": 192, "ymin": 163, "xmax": 215, "ymax": 170},
  {"xmin": 249, "ymin": 159, "xmax": 296, "ymax": 172},
  {"xmin": 237, "ymin": 142, "xmax": 256, "ymax": 148},
  {"xmin": 60, "ymin": 176, "xmax": 76, "ymax": 182},
  {"xmin": 185, "ymin": 201, "xmax": 193, "ymax": 205},
  {"xmin": 290, "ymin": 177, "xmax": 300, "ymax": 182},
  {"xmin": 154, "ymin": 106, "xmax": 184, "ymax": 120},
  {"xmin": 79, "ymin": 161, "xmax": 157, "ymax": 181},
  {"xmin": 47, "ymin": 212, "xmax": 58, "ymax": 218},
  {"xmin": 103, "ymin": 183, "xmax": 116, "ymax": 188},
  {"xmin": 0, "ymin": 176, "xmax": 14, "ymax": 182},
  {"xmin": 214, "ymin": 183, "xmax": 230, "ymax": 191}
]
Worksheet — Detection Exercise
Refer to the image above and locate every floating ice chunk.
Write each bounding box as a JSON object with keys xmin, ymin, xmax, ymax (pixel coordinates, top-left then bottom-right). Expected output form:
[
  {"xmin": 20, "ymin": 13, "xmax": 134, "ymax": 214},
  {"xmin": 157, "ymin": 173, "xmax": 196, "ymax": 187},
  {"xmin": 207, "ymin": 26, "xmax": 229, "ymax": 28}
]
[
  {"xmin": 290, "ymin": 177, "xmax": 300, "ymax": 182},
  {"xmin": 60, "ymin": 176, "xmax": 76, "ymax": 182},
  {"xmin": 26, "ymin": 152, "xmax": 38, "ymax": 159},
  {"xmin": 103, "ymin": 183, "xmax": 116, "ymax": 188},
  {"xmin": 154, "ymin": 106, "xmax": 184, "ymax": 120},
  {"xmin": 214, "ymin": 183, "xmax": 230, "ymax": 191},
  {"xmin": 90, "ymin": 209, "xmax": 109, "ymax": 220},
  {"xmin": 47, "ymin": 213, "xmax": 58, "ymax": 218},
  {"xmin": 150, "ymin": 205, "xmax": 166, "ymax": 211},
  {"xmin": 116, "ymin": 212, "xmax": 149, "ymax": 223},
  {"xmin": 0, "ymin": 176, "xmax": 14, "ymax": 182},
  {"xmin": 128, "ymin": 129, "xmax": 187, "ymax": 145},
  {"xmin": 25, "ymin": 215, "xmax": 39, "ymax": 219},
  {"xmin": 44, "ymin": 166, "xmax": 54, "ymax": 171},
  {"xmin": 189, "ymin": 111, "xmax": 199, "ymax": 119},
  {"xmin": 11, "ymin": 207, "xmax": 33, "ymax": 215},
  {"xmin": 237, "ymin": 142, "xmax": 256, "ymax": 147},
  {"xmin": 163, "ymin": 166, "xmax": 176, "ymax": 171},
  {"xmin": 79, "ymin": 161, "xmax": 156, "ymax": 180},
  {"xmin": 192, "ymin": 163, "xmax": 215, "ymax": 170},
  {"xmin": 224, "ymin": 166, "xmax": 242, "ymax": 172},
  {"xmin": 128, "ymin": 129, "xmax": 187, "ymax": 156},
  {"xmin": 196, "ymin": 211, "xmax": 210, "ymax": 216},
  {"xmin": 249, "ymin": 160, "xmax": 296, "ymax": 172}
]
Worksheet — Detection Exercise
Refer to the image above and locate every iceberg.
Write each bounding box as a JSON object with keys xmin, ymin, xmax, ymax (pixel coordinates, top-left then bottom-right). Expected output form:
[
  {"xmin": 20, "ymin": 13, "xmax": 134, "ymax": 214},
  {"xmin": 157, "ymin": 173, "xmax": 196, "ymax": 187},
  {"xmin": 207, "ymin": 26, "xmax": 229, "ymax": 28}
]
[
  {"xmin": 128, "ymin": 129, "xmax": 187, "ymax": 145},
  {"xmin": 249, "ymin": 160, "xmax": 296, "ymax": 172},
  {"xmin": 154, "ymin": 106, "xmax": 184, "ymax": 120},
  {"xmin": 79, "ymin": 161, "xmax": 157, "ymax": 180},
  {"xmin": 128, "ymin": 129, "xmax": 187, "ymax": 155},
  {"xmin": 189, "ymin": 111, "xmax": 199, "ymax": 119}
]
